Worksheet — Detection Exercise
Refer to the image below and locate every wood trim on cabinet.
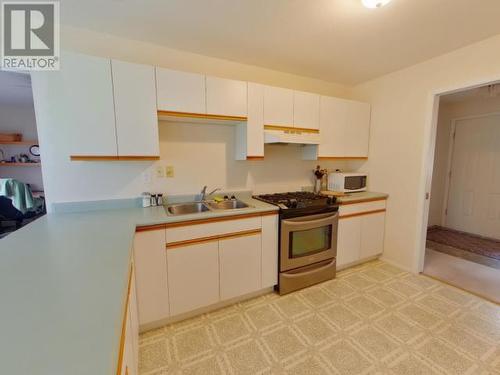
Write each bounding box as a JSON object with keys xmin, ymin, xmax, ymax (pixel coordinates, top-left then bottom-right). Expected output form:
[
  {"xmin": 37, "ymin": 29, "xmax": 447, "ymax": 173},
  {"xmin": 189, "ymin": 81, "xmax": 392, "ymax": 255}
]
[
  {"xmin": 318, "ymin": 156, "xmax": 368, "ymax": 160},
  {"xmin": 116, "ymin": 265, "xmax": 133, "ymax": 375},
  {"xmin": 246, "ymin": 156, "xmax": 264, "ymax": 161},
  {"xmin": 135, "ymin": 210, "xmax": 278, "ymax": 232},
  {"xmin": 157, "ymin": 110, "xmax": 247, "ymax": 122},
  {"xmin": 70, "ymin": 155, "xmax": 160, "ymax": 161},
  {"xmin": 339, "ymin": 209, "xmax": 386, "ymax": 220},
  {"xmin": 166, "ymin": 229, "xmax": 262, "ymax": 249},
  {"xmin": 339, "ymin": 197, "xmax": 388, "ymax": 206},
  {"xmin": 264, "ymin": 124, "xmax": 319, "ymax": 134}
]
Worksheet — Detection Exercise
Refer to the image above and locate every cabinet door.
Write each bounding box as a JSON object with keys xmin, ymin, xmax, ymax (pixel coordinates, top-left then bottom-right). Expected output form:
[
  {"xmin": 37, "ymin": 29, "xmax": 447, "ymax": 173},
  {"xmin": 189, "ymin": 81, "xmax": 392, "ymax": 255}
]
[
  {"xmin": 31, "ymin": 51, "xmax": 117, "ymax": 156},
  {"xmin": 112, "ymin": 60, "xmax": 159, "ymax": 156},
  {"xmin": 336, "ymin": 216, "xmax": 361, "ymax": 268},
  {"xmin": 120, "ymin": 269, "xmax": 139, "ymax": 375},
  {"xmin": 263, "ymin": 86, "xmax": 294, "ymax": 126},
  {"xmin": 318, "ymin": 96, "xmax": 347, "ymax": 157},
  {"xmin": 156, "ymin": 67, "xmax": 206, "ymax": 114},
  {"xmin": 219, "ymin": 233, "xmax": 261, "ymax": 300},
  {"xmin": 236, "ymin": 82, "xmax": 264, "ymax": 160},
  {"xmin": 206, "ymin": 76, "xmax": 247, "ymax": 117},
  {"xmin": 261, "ymin": 214, "xmax": 278, "ymax": 288},
  {"xmin": 133, "ymin": 230, "xmax": 169, "ymax": 326},
  {"xmin": 129, "ymin": 268, "xmax": 139, "ymax": 375},
  {"xmin": 167, "ymin": 241, "xmax": 219, "ymax": 316},
  {"xmin": 344, "ymin": 101, "xmax": 370, "ymax": 157},
  {"xmin": 360, "ymin": 212, "xmax": 385, "ymax": 259},
  {"xmin": 293, "ymin": 91, "xmax": 320, "ymax": 130}
]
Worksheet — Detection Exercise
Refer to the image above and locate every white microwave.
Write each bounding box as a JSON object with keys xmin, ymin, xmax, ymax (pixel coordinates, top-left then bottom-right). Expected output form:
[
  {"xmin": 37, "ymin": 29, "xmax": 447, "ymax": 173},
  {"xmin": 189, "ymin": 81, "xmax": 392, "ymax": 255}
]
[{"xmin": 328, "ymin": 172, "xmax": 367, "ymax": 193}]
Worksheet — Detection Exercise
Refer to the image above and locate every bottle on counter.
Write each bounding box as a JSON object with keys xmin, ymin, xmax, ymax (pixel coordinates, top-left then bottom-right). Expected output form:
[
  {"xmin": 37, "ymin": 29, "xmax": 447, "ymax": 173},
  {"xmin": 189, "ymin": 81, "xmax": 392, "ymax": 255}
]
[
  {"xmin": 142, "ymin": 192, "xmax": 152, "ymax": 208},
  {"xmin": 156, "ymin": 194, "xmax": 163, "ymax": 206},
  {"xmin": 151, "ymin": 194, "xmax": 158, "ymax": 206}
]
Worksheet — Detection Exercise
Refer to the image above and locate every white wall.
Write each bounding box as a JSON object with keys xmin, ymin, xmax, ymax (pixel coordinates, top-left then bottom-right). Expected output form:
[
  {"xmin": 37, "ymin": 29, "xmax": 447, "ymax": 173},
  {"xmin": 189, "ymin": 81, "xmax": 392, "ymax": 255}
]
[
  {"xmin": 0, "ymin": 101, "xmax": 44, "ymax": 191},
  {"xmin": 351, "ymin": 33, "xmax": 500, "ymax": 272},
  {"xmin": 428, "ymin": 95, "xmax": 500, "ymax": 227}
]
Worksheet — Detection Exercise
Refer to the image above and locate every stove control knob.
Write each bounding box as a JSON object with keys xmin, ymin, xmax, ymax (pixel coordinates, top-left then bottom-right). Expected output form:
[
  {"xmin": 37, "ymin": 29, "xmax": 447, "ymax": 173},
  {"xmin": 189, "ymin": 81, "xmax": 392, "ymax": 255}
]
[
  {"xmin": 289, "ymin": 199, "xmax": 298, "ymax": 208},
  {"xmin": 327, "ymin": 197, "xmax": 336, "ymax": 205}
]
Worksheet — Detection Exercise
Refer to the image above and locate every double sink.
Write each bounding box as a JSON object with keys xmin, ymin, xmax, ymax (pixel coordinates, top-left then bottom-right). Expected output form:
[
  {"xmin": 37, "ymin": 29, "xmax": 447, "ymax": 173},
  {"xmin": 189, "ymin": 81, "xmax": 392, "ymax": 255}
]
[{"xmin": 166, "ymin": 199, "xmax": 250, "ymax": 216}]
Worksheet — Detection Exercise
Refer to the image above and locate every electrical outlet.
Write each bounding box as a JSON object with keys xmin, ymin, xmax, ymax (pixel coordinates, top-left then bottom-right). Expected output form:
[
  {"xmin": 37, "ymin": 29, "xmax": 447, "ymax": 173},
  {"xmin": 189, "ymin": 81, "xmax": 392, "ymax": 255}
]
[
  {"xmin": 142, "ymin": 171, "xmax": 152, "ymax": 183},
  {"xmin": 166, "ymin": 166, "xmax": 174, "ymax": 178},
  {"xmin": 155, "ymin": 166, "xmax": 165, "ymax": 178}
]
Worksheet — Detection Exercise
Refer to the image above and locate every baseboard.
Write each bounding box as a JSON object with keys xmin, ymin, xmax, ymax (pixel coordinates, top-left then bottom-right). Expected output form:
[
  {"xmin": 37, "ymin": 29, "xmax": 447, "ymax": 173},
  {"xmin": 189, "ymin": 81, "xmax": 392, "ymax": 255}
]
[
  {"xmin": 139, "ymin": 287, "xmax": 274, "ymax": 333},
  {"xmin": 336, "ymin": 255, "xmax": 380, "ymax": 272},
  {"xmin": 378, "ymin": 256, "xmax": 414, "ymax": 273}
]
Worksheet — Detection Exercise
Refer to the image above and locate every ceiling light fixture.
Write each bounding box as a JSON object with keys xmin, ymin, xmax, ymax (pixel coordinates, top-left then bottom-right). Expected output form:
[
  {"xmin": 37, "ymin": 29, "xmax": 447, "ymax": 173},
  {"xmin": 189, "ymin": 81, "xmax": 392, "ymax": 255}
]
[{"xmin": 362, "ymin": 0, "xmax": 391, "ymax": 8}]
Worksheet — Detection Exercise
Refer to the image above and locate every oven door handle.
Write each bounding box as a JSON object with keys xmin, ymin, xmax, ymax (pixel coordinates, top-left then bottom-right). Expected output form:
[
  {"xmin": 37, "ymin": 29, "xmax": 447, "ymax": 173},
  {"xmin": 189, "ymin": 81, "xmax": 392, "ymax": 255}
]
[
  {"xmin": 282, "ymin": 212, "xmax": 338, "ymax": 227},
  {"xmin": 282, "ymin": 258, "xmax": 336, "ymax": 278}
]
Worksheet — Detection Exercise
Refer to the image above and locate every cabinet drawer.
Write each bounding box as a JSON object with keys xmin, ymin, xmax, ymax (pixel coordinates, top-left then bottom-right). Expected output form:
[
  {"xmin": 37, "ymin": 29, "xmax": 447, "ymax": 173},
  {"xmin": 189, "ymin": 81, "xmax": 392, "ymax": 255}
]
[
  {"xmin": 339, "ymin": 200, "xmax": 386, "ymax": 217},
  {"xmin": 166, "ymin": 217, "xmax": 261, "ymax": 243}
]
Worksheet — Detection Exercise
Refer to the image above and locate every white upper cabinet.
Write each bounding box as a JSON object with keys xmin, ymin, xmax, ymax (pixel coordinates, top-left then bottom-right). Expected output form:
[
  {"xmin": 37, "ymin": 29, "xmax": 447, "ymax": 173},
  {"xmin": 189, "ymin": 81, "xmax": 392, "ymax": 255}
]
[
  {"xmin": 31, "ymin": 51, "xmax": 117, "ymax": 156},
  {"xmin": 318, "ymin": 96, "xmax": 370, "ymax": 158},
  {"xmin": 293, "ymin": 91, "xmax": 320, "ymax": 130},
  {"xmin": 156, "ymin": 68, "xmax": 206, "ymax": 114},
  {"xmin": 236, "ymin": 82, "xmax": 264, "ymax": 160},
  {"xmin": 112, "ymin": 60, "xmax": 159, "ymax": 156},
  {"xmin": 206, "ymin": 76, "xmax": 247, "ymax": 118},
  {"xmin": 344, "ymin": 100, "xmax": 370, "ymax": 157},
  {"xmin": 263, "ymin": 86, "xmax": 294, "ymax": 126}
]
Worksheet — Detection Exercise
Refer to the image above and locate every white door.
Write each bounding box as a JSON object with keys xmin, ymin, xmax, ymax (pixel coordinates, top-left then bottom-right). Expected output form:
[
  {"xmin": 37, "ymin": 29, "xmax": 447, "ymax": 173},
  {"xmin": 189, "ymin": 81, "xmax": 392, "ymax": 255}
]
[
  {"xmin": 336, "ymin": 216, "xmax": 361, "ymax": 268},
  {"xmin": 156, "ymin": 68, "xmax": 206, "ymax": 114},
  {"xmin": 360, "ymin": 212, "xmax": 385, "ymax": 259},
  {"xmin": 31, "ymin": 51, "xmax": 117, "ymax": 156},
  {"xmin": 167, "ymin": 241, "xmax": 220, "ymax": 316},
  {"xmin": 206, "ymin": 76, "xmax": 247, "ymax": 117},
  {"xmin": 133, "ymin": 230, "xmax": 170, "ymax": 326},
  {"xmin": 318, "ymin": 96, "xmax": 347, "ymax": 157},
  {"xmin": 446, "ymin": 115, "xmax": 500, "ymax": 239},
  {"xmin": 219, "ymin": 233, "xmax": 261, "ymax": 300},
  {"xmin": 112, "ymin": 60, "xmax": 159, "ymax": 156},
  {"xmin": 263, "ymin": 86, "xmax": 294, "ymax": 126},
  {"xmin": 293, "ymin": 91, "xmax": 320, "ymax": 130}
]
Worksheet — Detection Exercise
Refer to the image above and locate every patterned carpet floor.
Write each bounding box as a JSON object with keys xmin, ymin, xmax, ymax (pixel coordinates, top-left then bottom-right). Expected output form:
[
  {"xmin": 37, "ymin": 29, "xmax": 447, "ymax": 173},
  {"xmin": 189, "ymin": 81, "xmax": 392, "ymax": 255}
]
[
  {"xmin": 427, "ymin": 226, "xmax": 500, "ymax": 261},
  {"xmin": 139, "ymin": 260, "xmax": 500, "ymax": 375}
]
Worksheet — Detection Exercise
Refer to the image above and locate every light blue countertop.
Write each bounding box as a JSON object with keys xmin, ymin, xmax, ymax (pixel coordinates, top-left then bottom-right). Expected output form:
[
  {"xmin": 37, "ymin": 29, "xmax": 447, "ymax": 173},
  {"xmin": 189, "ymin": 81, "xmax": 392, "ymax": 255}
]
[{"xmin": 0, "ymin": 196, "xmax": 277, "ymax": 375}]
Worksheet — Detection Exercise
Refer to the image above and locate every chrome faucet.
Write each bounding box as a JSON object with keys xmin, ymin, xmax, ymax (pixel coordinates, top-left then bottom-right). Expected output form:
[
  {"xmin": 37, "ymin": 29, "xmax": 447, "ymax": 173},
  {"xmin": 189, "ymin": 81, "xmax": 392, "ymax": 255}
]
[{"xmin": 199, "ymin": 186, "xmax": 222, "ymax": 201}]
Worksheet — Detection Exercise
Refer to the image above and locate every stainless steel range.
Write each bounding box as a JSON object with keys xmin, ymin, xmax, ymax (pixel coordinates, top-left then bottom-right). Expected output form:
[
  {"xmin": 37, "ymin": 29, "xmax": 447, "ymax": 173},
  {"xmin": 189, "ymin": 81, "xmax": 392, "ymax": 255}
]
[{"xmin": 254, "ymin": 192, "xmax": 339, "ymax": 295}]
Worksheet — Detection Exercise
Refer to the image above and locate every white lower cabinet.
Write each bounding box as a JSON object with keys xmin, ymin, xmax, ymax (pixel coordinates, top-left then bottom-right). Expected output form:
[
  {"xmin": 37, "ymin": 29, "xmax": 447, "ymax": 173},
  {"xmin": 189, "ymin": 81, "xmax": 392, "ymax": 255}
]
[
  {"xmin": 261, "ymin": 214, "xmax": 279, "ymax": 288},
  {"xmin": 119, "ymin": 268, "xmax": 139, "ymax": 375},
  {"xmin": 360, "ymin": 212, "xmax": 386, "ymax": 259},
  {"xmin": 134, "ymin": 213, "xmax": 279, "ymax": 327},
  {"xmin": 133, "ymin": 230, "xmax": 169, "ymax": 326},
  {"xmin": 337, "ymin": 201, "xmax": 386, "ymax": 269},
  {"xmin": 167, "ymin": 241, "xmax": 220, "ymax": 316},
  {"xmin": 219, "ymin": 233, "xmax": 262, "ymax": 300},
  {"xmin": 337, "ymin": 216, "xmax": 362, "ymax": 268}
]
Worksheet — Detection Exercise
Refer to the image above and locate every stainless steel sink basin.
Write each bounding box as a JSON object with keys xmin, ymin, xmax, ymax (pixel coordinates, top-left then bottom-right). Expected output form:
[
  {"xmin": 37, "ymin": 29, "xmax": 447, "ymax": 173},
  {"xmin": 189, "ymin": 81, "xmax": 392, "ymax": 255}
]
[
  {"xmin": 206, "ymin": 200, "xmax": 249, "ymax": 210},
  {"xmin": 166, "ymin": 202, "xmax": 209, "ymax": 215}
]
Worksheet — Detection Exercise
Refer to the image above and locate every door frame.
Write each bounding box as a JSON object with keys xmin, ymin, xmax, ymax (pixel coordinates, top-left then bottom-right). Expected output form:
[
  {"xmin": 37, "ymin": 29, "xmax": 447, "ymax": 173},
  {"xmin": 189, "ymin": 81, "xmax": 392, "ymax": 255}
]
[{"xmin": 416, "ymin": 79, "xmax": 500, "ymax": 273}]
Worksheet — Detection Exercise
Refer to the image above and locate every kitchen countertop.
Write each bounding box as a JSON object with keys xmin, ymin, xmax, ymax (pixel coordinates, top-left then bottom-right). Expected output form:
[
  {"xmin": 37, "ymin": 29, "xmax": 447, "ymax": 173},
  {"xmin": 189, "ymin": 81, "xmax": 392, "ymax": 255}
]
[
  {"xmin": 336, "ymin": 191, "xmax": 389, "ymax": 205},
  {"xmin": 0, "ymin": 195, "xmax": 277, "ymax": 375}
]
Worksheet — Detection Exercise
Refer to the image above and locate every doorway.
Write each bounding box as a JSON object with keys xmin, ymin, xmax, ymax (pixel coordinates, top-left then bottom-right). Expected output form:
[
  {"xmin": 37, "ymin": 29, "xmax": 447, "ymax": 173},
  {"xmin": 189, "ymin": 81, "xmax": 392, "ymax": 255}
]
[
  {"xmin": 421, "ymin": 84, "xmax": 500, "ymax": 303},
  {"xmin": 0, "ymin": 71, "xmax": 46, "ymax": 238}
]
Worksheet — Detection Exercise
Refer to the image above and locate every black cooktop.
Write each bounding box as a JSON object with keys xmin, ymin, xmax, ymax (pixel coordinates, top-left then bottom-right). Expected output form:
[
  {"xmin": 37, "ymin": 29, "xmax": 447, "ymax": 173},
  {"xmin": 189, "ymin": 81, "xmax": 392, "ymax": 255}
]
[{"xmin": 254, "ymin": 191, "xmax": 336, "ymax": 210}]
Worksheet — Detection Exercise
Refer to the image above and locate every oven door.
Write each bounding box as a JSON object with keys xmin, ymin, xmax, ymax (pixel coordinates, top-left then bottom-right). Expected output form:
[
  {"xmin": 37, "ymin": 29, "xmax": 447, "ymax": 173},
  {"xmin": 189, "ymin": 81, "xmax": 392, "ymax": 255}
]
[{"xmin": 280, "ymin": 212, "xmax": 338, "ymax": 272}]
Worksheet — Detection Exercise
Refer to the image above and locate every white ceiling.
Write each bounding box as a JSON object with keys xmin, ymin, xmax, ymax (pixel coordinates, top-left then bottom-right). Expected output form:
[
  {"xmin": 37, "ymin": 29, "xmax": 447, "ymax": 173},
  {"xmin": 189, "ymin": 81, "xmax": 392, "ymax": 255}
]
[
  {"xmin": 61, "ymin": 0, "xmax": 500, "ymax": 85},
  {"xmin": 0, "ymin": 71, "xmax": 33, "ymax": 105}
]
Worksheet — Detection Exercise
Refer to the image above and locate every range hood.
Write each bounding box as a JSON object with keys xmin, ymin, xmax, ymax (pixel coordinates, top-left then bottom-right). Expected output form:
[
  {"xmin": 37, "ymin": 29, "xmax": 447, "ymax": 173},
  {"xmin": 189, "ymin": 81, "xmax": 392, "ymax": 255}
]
[{"xmin": 264, "ymin": 128, "xmax": 320, "ymax": 145}]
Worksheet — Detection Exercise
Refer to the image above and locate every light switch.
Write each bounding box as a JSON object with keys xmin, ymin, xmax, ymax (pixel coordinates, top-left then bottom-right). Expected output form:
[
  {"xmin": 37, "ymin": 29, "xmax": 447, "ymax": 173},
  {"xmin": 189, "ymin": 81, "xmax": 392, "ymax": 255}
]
[{"xmin": 166, "ymin": 166, "xmax": 174, "ymax": 178}]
